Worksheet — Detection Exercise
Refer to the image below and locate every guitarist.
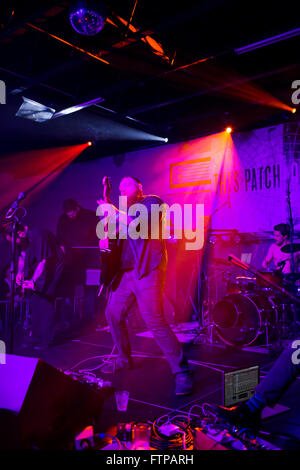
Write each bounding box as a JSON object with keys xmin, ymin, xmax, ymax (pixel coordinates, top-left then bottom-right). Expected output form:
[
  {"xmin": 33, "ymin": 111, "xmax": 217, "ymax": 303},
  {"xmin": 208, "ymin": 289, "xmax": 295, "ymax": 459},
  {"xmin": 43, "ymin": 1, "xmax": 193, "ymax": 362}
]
[
  {"xmin": 97, "ymin": 176, "xmax": 193, "ymax": 396},
  {"xmin": 4, "ymin": 223, "xmax": 64, "ymax": 350}
]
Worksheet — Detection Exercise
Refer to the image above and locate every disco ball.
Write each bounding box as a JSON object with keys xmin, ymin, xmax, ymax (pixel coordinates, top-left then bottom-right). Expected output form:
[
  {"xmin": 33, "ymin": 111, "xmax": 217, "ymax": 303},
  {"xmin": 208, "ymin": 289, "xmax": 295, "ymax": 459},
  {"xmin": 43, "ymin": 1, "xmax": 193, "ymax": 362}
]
[{"xmin": 69, "ymin": 1, "xmax": 106, "ymax": 36}]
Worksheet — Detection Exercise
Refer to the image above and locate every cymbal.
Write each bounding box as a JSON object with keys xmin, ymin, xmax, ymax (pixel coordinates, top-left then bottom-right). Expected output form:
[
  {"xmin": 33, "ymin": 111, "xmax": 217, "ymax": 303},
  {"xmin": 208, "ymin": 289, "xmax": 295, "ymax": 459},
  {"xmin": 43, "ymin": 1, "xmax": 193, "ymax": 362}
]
[
  {"xmin": 281, "ymin": 243, "xmax": 300, "ymax": 254},
  {"xmin": 235, "ymin": 276, "xmax": 256, "ymax": 281}
]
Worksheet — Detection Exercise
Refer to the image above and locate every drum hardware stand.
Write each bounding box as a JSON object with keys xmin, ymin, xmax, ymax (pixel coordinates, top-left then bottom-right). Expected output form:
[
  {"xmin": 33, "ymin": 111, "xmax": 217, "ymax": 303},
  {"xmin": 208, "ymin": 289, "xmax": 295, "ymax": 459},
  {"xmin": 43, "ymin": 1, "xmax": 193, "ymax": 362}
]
[
  {"xmin": 193, "ymin": 233, "xmax": 238, "ymax": 347},
  {"xmin": 262, "ymin": 317, "xmax": 278, "ymax": 350},
  {"xmin": 286, "ymin": 178, "xmax": 299, "ymax": 330},
  {"xmin": 189, "ymin": 273, "xmax": 213, "ymax": 344},
  {"xmin": 192, "ymin": 194, "xmax": 240, "ymax": 346},
  {"xmin": 192, "ymin": 303, "xmax": 216, "ymax": 345},
  {"xmin": 181, "ymin": 232, "xmax": 213, "ymax": 340},
  {"xmin": 182, "ymin": 257, "xmax": 201, "ymax": 320},
  {"xmin": 4, "ymin": 194, "xmax": 27, "ymax": 354},
  {"xmin": 191, "ymin": 240, "xmax": 218, "ymax": 345}
]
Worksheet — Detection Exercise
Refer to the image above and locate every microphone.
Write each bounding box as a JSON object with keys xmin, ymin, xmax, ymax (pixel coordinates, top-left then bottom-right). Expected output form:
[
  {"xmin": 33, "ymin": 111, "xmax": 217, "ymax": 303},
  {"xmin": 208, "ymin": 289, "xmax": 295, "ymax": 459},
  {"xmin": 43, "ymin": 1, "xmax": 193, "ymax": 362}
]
[{"xmin": 5, "ymin": 192, "xmax": 25, "ymax": 219}]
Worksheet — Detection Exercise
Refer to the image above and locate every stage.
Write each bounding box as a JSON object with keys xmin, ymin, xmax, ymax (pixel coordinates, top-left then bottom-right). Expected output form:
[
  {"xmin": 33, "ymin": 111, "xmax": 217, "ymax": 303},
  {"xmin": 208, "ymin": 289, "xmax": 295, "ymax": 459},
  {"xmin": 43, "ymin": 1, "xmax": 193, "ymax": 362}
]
[
  {"xmin": 1, "ymin": 0, "xmax": 300, "ymax": 453},
  {"xmin": 12, "ymin": 323, "xmax": 300, "ymax": 448}
]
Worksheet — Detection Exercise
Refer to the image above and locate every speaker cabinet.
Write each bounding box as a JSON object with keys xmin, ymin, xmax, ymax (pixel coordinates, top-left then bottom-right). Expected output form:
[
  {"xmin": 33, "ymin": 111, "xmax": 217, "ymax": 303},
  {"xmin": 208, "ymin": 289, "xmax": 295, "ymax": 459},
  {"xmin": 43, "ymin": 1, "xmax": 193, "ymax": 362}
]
[{"xmin": 0, "ymin": 354, "xmax": 109, "ymax": 449}]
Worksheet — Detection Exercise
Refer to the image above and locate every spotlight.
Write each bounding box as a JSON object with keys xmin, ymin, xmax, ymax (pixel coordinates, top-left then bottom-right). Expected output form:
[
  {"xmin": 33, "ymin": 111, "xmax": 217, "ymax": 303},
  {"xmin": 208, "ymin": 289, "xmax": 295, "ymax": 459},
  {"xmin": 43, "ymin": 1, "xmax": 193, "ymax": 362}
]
[
  {"xmin": 52, "ymin": 96, "xmax": 104, "ymax": 119},
  {"xmin": 226, "ymin": 127, "xmax": 232, "ymax": 133},
  {"xmin": 87, "ymin": 141, "xmax": 93, "ymax": 146},
  {"xmin": 15, "ymin": 97, "xmax": 55, "ymax": 122},
  {"xmin": 164, "ymin": 137, "xmax": 169, "ymax": 143},
  {"xmin": 69, "ymin": 1, "xmax": 106, "ymax": 36},
  {"xmin": 291, "ymin": 108, "xmax": 297, "ymax": 114}
]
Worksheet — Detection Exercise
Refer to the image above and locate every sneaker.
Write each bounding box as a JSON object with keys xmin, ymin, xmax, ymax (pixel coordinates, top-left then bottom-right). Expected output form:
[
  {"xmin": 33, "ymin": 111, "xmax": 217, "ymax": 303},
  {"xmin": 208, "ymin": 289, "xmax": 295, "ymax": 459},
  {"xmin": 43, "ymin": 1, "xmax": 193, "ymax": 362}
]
[
  {"xmin": 175, "ymin": 372, "xmax": 193, "ymax": 396},
  {"xmin": 211, "ymin": 402, "xmax": 262, "ymax": 429},
  {"xmin": 100, "ymin": 357, "xmax": 133, "ymax": 374}
]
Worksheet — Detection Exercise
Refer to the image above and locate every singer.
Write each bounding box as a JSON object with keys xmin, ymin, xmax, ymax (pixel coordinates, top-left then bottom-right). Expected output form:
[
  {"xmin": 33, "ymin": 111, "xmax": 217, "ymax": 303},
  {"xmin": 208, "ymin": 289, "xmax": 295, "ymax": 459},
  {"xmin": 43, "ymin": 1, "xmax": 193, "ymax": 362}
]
[{"xmin": 97, "ymin": 176, "xmax": 193, "ymax": 395}]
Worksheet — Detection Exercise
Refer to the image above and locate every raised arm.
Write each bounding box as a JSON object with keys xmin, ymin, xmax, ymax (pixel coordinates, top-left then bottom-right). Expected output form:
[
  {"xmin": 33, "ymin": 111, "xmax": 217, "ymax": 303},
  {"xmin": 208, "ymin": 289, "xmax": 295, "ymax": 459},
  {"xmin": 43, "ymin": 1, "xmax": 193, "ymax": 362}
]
[{"xmin": 262, "ymin": 244, "xmax": 273, "ymax": 269}]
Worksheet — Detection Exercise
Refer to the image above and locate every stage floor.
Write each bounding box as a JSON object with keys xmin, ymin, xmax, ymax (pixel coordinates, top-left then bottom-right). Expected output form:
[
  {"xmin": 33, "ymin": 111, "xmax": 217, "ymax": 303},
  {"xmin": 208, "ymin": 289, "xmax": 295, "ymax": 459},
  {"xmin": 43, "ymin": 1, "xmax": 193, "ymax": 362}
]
[{"xmin": 14, "ymin": 324, "xmax": 300, "ymax": 448}]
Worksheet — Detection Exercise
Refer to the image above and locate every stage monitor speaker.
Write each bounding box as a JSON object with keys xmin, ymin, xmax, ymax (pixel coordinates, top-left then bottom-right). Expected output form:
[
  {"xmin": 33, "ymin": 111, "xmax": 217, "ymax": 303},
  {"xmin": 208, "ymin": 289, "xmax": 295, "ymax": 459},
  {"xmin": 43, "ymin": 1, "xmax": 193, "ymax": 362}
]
[{"xmin": 0, "ymin": 354, "xmax": 109, "ymax": 449}]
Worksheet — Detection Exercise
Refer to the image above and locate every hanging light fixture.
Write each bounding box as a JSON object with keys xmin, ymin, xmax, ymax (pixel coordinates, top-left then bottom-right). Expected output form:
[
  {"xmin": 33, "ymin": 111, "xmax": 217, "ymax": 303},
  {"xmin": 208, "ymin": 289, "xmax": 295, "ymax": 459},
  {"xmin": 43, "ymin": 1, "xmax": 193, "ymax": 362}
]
[{"xmin": 69, "ymin": 1, "xmax": 106, "ymax": 36}]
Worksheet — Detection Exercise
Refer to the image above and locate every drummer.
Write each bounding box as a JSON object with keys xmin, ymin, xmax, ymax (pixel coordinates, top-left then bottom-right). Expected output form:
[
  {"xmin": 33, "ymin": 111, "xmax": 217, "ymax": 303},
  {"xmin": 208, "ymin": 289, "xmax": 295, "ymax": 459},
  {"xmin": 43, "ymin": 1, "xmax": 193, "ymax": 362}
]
[{"xmin": 262, "ymin": 223, "xmax": 299, "ymax": 274}]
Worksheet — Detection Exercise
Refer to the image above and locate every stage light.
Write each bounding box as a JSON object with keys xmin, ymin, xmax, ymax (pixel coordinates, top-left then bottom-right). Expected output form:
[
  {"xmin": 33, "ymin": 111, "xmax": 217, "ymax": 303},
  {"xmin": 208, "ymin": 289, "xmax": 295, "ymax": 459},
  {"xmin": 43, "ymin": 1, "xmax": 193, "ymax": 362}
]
[
  {"xmin": 87, "ymin": 141, "xmax": 93, "ymax": 146},
  {"xmin": 69, "ymin": 1, "xmax": 106, "ymax": 36},
  {"xmin": 15, "ymin": 97, "xmax": 55, "ymax": 122},
  {"xmin": 144, "ymin": 134, "xmax": 170, "ymax": 143},
  {"xmin": 226, "ymin": 127, "xmax": 232, "ymax": 133},
  {"xmin": 52, "ymin": 96, "xmax": 104, "ymax": 119},
  {"xmin": 292, "ymin": 108, "xmax": 297, "ymax": 114}
]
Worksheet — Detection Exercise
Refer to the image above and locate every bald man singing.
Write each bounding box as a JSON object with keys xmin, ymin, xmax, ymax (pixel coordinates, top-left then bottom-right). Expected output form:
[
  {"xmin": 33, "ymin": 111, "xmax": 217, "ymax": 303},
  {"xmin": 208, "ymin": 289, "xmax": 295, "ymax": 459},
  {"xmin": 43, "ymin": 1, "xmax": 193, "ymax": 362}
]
[{"xmin": 97, "ymin": 176, "xmax": 192, "ymax": 395}]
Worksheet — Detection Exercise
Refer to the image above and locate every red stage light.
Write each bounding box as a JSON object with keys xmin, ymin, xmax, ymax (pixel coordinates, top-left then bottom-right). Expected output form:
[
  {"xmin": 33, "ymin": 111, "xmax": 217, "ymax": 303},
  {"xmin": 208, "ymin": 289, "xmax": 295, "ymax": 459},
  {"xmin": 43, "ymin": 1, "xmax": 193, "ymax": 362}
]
[
  {"xmin": 226, "ymin": 127, "xmax": 232, "ymax": 133},
  {"xmin": 0, "ymin": 144, "xmax": 87, "ymax": 211},
  {"xmin": 291, "ymin": 108, "xmax": 297, "ymax": 114},
  {"xmin": 87, "ymin": 141, "xmax": 92, "ymax": 146}
]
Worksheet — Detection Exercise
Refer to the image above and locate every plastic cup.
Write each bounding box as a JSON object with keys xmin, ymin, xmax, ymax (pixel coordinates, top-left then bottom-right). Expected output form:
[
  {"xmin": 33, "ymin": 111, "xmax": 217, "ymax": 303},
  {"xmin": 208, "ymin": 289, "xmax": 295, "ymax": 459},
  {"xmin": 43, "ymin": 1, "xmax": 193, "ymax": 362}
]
[
  {"xmin": 132, "ymin": 423, "xmax": 152, "ymax": 450},
  {"xmin": 114, "ymin": 390, "xmax": 130, "ymax": 411}
]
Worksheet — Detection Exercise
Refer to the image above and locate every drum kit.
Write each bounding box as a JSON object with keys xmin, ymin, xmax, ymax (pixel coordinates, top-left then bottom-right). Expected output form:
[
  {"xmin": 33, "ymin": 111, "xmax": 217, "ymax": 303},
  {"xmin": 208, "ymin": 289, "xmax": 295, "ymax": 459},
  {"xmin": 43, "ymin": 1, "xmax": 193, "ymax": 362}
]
[{"xmin": 201, "ymin": 244, "xmax": 300, "ymax": 349}]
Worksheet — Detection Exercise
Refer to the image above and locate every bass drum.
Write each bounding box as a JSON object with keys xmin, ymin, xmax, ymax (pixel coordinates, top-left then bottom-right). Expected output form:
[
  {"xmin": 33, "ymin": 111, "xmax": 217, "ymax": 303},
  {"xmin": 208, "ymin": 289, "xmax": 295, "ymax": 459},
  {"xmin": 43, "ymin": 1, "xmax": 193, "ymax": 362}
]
[{"xmin": 212, "ymin": 293, "xmax": 277, "ymax": 346}]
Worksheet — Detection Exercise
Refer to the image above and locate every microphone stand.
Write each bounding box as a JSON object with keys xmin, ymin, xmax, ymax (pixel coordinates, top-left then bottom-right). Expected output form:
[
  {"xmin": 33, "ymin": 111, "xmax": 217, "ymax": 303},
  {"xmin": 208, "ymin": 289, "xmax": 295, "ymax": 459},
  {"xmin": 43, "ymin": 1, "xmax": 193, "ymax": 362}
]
[
  {"xmin": 8, "ymin": 217, "xmax": 18, "ymax": 354},
  {"xmin": 286, "ymin": 179, "xmax": 298, "ymax": 326},
  {"xmin": 5, "ymin": 194, "xmax": 26, "ymax": 354}
]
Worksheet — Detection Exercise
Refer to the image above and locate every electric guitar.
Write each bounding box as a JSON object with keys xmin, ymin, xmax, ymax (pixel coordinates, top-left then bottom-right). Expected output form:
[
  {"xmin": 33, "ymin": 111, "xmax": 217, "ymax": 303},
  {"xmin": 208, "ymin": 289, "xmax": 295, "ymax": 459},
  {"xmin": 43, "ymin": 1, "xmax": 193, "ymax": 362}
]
[{"xmin": 98, "ymin": 177, "xmax": 121, "ymax": 289}]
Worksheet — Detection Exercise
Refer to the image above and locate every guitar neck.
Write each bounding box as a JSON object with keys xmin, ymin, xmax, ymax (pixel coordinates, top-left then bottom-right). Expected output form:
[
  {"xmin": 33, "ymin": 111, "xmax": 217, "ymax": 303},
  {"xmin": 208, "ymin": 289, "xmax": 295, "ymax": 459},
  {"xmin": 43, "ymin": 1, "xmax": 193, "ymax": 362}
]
[{"xmin": 102, "ymin": 176, "xmax": 112, "ymax": 203}]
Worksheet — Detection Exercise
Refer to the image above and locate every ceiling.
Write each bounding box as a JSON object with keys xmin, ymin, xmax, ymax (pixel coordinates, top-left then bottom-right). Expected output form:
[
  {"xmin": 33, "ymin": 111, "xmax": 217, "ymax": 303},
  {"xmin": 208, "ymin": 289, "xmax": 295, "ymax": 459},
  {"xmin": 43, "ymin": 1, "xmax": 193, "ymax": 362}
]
[{"xmin": 0, "ymin": 0, "xmax": 299, "ymax": 159}]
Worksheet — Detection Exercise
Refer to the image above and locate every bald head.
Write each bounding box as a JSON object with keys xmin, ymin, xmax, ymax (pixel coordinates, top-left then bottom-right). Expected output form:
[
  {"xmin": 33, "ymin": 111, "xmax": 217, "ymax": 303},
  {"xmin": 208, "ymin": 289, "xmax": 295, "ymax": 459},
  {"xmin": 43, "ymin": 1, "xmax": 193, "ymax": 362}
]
[{"xmin": 119, "ymin": 177, "xmax": 143, "ymax": 206}]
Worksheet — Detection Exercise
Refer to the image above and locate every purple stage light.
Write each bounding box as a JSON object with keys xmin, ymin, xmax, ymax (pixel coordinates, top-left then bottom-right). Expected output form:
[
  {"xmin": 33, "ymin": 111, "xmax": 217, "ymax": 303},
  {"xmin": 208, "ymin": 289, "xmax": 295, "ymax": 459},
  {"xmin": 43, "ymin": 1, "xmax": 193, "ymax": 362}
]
[
  {"xmin": 235, "ymin": 27, "xmax": 300, "ymax": 55},
  {"xmin": 52, "ymin": 96, "xmax": 104, "ymax": 119},
  {"xmin": 69, "ymin": 1, "xmax": 106, "ymax": 36}
]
